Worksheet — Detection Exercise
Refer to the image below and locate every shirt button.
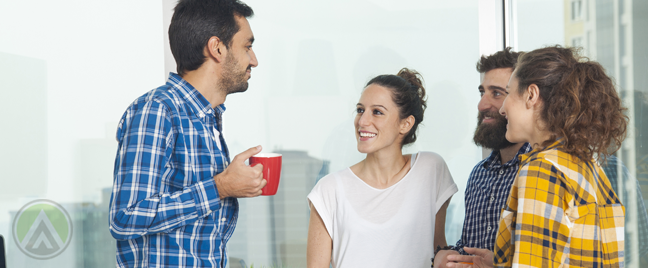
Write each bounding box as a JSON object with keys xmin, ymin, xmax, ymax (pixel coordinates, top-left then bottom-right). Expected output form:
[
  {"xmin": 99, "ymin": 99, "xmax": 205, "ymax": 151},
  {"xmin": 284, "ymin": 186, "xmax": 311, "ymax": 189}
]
[
  {"xmin": 221, "ymin": 217, "xmax": 227, "ymax": 222},
  {"xmin": 499, "ymin": 170, "xmax": 504, "ymax": 175},
  {"xmin": 490, "ymin": 197, "xmax": 495, "ymax": 202},
  {"xmin": 487, "ymin": 226, "xmax": 492, "ymax": 231},
  {"xmin": 199, "ymin": 112, "xmax": 205, "ymax": 118}
]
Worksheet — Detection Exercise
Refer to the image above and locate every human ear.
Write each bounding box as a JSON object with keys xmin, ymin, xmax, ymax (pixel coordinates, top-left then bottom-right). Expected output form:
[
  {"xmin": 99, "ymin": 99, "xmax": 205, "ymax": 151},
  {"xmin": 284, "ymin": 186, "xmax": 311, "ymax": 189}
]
[
  {"xmin": 526, "ymin": 84, "xmax": 541, "ymax": 109},
  {"xmin": 206, "ymin": 36, "xmax": 225, "ymax": 63},
  {"xmin": 400, "ymin": 115, "xmax": 415, "ymax": 135}
]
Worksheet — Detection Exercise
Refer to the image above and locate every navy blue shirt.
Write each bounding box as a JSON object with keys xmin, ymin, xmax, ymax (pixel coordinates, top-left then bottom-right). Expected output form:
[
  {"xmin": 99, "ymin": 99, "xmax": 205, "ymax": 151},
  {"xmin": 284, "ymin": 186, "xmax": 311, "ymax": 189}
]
[{"xmin": 451, "ymin": 143, "xmax": 532, "ymax": 254}]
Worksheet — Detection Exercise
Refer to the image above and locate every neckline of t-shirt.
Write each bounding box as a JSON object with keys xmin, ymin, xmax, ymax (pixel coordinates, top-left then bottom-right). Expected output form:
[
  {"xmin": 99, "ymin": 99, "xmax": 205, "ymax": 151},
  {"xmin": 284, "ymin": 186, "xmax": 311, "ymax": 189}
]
[{"xmin": 346, "ymin": 152, "xmax": 421, "ymax": 191}]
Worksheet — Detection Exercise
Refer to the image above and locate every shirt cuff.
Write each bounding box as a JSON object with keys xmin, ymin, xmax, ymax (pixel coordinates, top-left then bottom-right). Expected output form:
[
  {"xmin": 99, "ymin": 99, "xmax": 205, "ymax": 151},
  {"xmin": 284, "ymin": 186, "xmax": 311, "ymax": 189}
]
[
  {"xmin": 190, "ymin": 178, "xmax": 221, "ymax": 218},
  {"xmin": 449, "ymin": 245, "xmax": 468, "ymax": 255}
]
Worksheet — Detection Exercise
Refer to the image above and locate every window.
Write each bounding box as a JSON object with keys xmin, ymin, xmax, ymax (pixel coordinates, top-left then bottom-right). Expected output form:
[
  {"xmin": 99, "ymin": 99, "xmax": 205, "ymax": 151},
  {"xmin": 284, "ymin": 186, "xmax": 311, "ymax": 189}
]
[
  {"xmin": 571, "ymin": 36, "xmax": 583, "ymax": 48},
  {"xmin": 571, "ymin": 0, "xmax": 584, "ymax": 21},
  {"xmin": 518, "ymin": 0, "xmax": 648, "ymax": 266},
  {"xmin": 1, "ymin": 0, "xmax": 645, "ymax": 267}
]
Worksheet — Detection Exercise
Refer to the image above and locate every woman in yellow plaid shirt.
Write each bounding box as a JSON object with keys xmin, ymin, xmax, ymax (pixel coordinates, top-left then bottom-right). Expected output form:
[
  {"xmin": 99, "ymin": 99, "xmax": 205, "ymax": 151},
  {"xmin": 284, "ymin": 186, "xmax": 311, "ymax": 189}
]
[{"xmin": 447, "ymin": 46, "xmax": 628, "ymax": 268}]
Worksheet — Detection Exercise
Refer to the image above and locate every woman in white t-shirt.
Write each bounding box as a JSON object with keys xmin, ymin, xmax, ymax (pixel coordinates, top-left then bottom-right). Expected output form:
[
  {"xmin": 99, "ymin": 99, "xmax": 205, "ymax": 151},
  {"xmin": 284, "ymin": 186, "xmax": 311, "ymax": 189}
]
[{"xmin": 307, "ymin": 68, "xmax": 458, "ymax": 268}]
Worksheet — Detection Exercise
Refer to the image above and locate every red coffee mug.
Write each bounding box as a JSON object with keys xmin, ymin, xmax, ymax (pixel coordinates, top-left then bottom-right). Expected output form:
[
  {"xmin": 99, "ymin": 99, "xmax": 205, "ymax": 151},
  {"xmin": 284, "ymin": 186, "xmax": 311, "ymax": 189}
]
[{"xmin": 249, "ymin": 153, "xmax": 282, "ymax": 196}]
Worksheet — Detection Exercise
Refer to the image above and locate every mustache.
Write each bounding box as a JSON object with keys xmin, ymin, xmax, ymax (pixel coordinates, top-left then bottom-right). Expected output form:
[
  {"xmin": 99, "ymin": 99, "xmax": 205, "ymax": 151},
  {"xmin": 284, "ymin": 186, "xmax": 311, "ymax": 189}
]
[{"xmin": 478, "ymin": 110, "xmax": 505, "ymax": 122}]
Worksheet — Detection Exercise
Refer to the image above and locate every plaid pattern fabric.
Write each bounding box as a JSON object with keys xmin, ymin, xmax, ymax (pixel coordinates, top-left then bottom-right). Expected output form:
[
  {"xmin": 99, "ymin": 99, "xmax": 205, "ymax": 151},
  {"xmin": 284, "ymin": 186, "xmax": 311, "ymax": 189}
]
[
  {"xmin": 494, "ymin": 141, "xmax": 625, "ymax": 268},
  {"xmin": 601, "ymin": 155, "xmax": 648, "ymax": 264},
  {"xmin": 110, "ymin": 73, "xmax": 238, "ymax": 268},
  {"xmin": 451, "ymin": 143, "xmax": 532, "ymax": 254}
]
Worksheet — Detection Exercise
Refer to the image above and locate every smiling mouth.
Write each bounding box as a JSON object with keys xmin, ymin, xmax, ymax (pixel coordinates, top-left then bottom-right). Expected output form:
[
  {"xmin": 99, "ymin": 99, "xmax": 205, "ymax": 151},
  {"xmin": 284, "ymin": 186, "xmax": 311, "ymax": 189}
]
[{"xmin": 359, "ymin": 132, "xmax": 376, "ymax": 138}]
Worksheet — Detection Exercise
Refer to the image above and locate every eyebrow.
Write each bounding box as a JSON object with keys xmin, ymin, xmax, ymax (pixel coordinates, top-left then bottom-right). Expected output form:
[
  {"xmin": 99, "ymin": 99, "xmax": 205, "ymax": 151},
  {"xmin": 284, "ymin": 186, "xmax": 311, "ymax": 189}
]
[
  {"xmin": 356, "ymin": 103, "xmax": 388, "ymax": 110},
  {"xmin": 371, "ymin": 104, "xmax": 388, "ymax": 110},
  {"xmin": 248, "ymin": 36, "xmax": 255, "ymax": 44},
  {"xmin": 478, "ymin": 85, "xmax": 506, "ymax": 92}
]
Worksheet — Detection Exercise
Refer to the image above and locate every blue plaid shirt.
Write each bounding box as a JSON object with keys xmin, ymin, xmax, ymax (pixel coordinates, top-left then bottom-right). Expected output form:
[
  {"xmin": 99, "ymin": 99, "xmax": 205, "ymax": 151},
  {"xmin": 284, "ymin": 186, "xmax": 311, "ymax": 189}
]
[
  {"xmin": 451, "ymin": 143, "xmax": 532, "ymax": 254},
  {"xmin": 110, "ymin": 73, "xmax": 238, "ymax": 268}
]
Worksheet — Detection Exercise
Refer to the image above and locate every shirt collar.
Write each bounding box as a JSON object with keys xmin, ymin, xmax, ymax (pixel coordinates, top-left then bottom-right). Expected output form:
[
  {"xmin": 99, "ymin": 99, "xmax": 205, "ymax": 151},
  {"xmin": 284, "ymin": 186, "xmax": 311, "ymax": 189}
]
[
  {"xmin": 518, "ymin": 139, "xmax": 562, "ymax": 164},
  {"xmin": 166, "ymin": 72, "xmax": 225, "ymax": 118},
  {"xmin": 483, "ymin": 142, "xmax": 533, "ymax": 169}
]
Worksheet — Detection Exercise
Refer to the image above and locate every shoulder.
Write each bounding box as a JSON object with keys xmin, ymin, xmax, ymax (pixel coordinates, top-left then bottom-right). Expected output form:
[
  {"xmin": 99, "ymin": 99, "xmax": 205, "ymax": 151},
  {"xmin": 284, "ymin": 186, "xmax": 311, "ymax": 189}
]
[
  {"xmin": 310, "ymin": 168, "xmax": 348, "ymax": 194},
  {"xmin": 128, "ymin": 85, "xmax": 181, "ymax": 113},
  {"xmin": 469, "ymin": 156, "xmax": 489, "ymax": 174},
  {"xmin": 415, "ymin": 151, "xmax": 447, "ymax": 165},
  {"xmin": 116, "ymin": 85, "xmax": 182, "ymax": 138},
  {"xmin": 520, "ymin": 148, "xmax": 570, "ymax": 171},
  {"xmin": 517, "ymin": 148, "xmax": 577, "ymax": 188}
]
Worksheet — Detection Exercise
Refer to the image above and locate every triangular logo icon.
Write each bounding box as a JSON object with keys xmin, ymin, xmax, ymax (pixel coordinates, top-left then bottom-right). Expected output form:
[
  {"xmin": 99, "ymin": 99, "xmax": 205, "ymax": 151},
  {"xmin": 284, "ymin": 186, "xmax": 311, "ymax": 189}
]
[
  {"xmin": 20, "ymin": 210, "xmax": 64, "ymax": 256},
  {"xmin": 13, "ymin": 200, "xmax": 73, "ymax": 260}
]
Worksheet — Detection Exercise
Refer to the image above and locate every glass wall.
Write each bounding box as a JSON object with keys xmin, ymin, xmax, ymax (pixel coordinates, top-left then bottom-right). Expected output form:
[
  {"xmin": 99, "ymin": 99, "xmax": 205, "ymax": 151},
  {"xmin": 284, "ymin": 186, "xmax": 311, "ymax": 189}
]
[
  {"xmin": 0, "ymin": 1, "xmax": 165, "ymax": 267},
  {"xmin": 516, "ymin": 0, "xmax": 648, "ymax": 266},
  {"xmin": 215, "ymin": 1, "xmax": 482, "ymax": 266},
  {"xmin": 0, "ymin": 0, "xmax": 645, "ymax": 267}
]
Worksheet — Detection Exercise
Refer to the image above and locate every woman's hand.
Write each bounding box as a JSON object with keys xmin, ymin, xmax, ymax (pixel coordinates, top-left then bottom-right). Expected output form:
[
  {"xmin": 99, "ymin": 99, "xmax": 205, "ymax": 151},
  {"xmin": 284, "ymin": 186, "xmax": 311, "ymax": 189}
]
[{"xmin": 445, "ymin": 247, "xmax": 494, "ymax": 268}]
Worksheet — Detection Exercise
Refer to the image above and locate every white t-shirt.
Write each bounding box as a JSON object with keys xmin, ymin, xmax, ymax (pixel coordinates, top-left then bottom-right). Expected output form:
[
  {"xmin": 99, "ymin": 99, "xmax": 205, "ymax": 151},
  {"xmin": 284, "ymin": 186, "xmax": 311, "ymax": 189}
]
[{"xmin": 307, "ymin": 151, "xmax": 457, "ymax": 268}]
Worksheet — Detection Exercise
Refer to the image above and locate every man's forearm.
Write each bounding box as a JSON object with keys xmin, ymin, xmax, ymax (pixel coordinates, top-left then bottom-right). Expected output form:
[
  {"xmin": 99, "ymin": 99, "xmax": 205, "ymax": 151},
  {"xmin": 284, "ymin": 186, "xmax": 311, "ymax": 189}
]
[{"xmin": 110, "ymin": 178, "xmax": 221, "ymax": 240}]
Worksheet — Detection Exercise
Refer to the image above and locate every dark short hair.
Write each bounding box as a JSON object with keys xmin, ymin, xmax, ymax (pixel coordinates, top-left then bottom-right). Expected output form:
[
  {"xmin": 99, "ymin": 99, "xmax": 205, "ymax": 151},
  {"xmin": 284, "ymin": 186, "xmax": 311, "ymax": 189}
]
[
  {"xmin": 366, "ymin": 68, "xmax": 427, "ymax": 147},
  {"xmin": 169, "ymin": 0, "xmax": 254, "ymax": 76},
  {"xmin": 476, "ymin": 47, "xmax": 521, "ymax": 73},
  {"xmin": 515, "ymin": 45, "xmax": 628, "ymax": 161}
]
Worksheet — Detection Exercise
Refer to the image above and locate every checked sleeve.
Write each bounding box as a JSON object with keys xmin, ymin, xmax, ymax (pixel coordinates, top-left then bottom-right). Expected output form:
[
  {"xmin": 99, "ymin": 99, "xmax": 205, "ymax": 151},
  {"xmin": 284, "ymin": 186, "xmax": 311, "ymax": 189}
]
[{"xmin": 109, "ymin": 99, "xmax": 221, "ymax": 240}]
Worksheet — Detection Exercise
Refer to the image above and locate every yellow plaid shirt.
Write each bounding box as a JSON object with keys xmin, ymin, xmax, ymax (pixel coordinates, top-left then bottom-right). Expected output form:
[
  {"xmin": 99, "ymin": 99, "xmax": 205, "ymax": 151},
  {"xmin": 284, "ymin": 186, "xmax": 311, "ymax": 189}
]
[{"xmin": 493, "ymin": 141, "xmax": 625, "ymax": 267}]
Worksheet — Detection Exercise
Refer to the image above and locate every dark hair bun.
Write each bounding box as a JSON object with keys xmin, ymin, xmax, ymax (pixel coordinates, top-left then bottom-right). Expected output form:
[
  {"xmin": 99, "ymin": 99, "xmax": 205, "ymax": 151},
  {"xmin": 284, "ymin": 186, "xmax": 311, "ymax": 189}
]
[
  {"xmin": 396, "ymin": 68, "xmax": 427, "ymax": 107},
  {"xmin": 365, "ymin": 68, "xmax": 427, "ymax": 147}
]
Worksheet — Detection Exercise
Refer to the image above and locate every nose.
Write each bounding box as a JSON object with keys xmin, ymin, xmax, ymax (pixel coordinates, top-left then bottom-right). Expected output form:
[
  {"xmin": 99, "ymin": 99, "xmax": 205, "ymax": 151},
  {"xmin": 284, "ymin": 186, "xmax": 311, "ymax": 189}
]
[
  {"xmin": 477, "ymin": 94, "xmax": 492, "ymax": 113},
  {"xmin": 249, "ymin": 48, "xmax": 258, "ymax": 68},
  {"xmin": 499, "ymin": 99, "xmax": 507, "ymax": 116},
  {"xmin": 357, "ymin": 111, "xmax": 371, "ymax": 127}
]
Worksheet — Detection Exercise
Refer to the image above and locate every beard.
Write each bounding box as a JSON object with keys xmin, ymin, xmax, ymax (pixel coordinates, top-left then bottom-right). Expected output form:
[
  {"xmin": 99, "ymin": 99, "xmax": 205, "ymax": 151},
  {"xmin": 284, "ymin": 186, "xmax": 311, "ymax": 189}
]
[
  {"xmin": 220, "ymin": 53, "xmax": 250, "ymax": 95},
  {"xmin": 473, "ymin": 110, "xmax": 516, "ymax": 150}
]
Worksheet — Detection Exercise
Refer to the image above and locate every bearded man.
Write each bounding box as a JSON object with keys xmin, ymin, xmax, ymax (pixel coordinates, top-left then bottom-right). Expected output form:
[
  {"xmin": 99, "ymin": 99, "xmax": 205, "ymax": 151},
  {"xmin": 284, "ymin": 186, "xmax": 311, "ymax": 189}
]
[
  {"xmin": 431, "ymin": 48, "xmax": 531, "ymax": 268},
  {"xmin": 109, "ymin": 1, "xmax": 266, "ymax": 267}
]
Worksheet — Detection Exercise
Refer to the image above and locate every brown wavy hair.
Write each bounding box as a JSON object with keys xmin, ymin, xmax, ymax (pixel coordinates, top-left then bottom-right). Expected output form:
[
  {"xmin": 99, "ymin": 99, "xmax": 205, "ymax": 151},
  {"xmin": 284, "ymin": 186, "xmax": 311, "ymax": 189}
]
[
  {"xmin": 476, "ymin": 47, "xmax": 521, "ymax": 73},
  {"xmin": 514, "ymin": 46, "xmax": 628, "ymax": 161}
]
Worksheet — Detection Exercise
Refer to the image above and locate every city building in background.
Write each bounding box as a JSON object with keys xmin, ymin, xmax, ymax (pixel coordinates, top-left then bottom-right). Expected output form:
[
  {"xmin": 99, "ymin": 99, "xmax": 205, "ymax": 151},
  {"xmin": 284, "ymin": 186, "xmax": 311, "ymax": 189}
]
[
  {"xmin": 228, "ymin": 151, "xmax": 328, "ymax": 267},
  {"xmin": 8, "ymin": 189, "xmax": 115, "ymax": 268},
  {"xmin": 1, "ymin": 0, "xmax": 646, "ymax": 267},
  {"xmin": 564, "ymin": 0, "xmax": 648, "ymax": 265}
]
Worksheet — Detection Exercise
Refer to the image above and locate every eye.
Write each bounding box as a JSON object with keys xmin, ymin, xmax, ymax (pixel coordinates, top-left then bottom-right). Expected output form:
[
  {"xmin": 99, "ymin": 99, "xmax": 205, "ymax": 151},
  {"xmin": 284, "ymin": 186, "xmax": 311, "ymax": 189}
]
[
  {"xmin": 356, "ymin": 107, "xmax": 364, "ymax": 114},
  {"xmin": 493, "ymin": 91, "xmax": 502, "ymax": 97},
  {"xmin": 373, "ymin": 109, "xmax": 383, "ymax": 115},
  {"xmin": 479, "ymin": 90, "xmax": 485, "ymax": 97}
]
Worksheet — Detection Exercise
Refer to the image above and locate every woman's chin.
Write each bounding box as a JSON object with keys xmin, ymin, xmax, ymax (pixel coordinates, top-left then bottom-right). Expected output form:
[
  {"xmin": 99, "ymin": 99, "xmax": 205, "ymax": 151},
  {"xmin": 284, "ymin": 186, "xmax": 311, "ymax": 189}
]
[{"xmin": 505, "ymin": 133, "xmax": 520, "ymax": 144}]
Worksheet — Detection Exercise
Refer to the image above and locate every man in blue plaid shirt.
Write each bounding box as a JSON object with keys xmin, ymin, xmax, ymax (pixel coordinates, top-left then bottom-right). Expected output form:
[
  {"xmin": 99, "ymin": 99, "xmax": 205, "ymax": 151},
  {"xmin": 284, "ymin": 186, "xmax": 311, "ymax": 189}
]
[
  {"xmin": 432, "ymin": 48, "xmax": 531, "ymax": 268},
  {"xmin": 110, "ymin": 1, "xmax": 265, "ymax": 267}
]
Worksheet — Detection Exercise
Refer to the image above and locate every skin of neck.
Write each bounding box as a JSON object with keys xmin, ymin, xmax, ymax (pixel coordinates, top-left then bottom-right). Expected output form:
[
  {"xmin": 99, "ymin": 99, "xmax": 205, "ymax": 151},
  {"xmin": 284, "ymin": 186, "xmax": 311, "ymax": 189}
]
[
  {"xmin": 356, "ymin": 140, "xmax": 410, "ymax": 187},
  {"xmin": 181, "ymin": 51, "xmax": 227, "ymax": 109},
  {"xmin": 528, "ymin": 118, "xmax": 553, "ymax": 152},
  {"xmin": 499, "ymin": 121, "xmax": 553, "ymax": 164},
  {"xmin": 498, "ymin": 142, "xmax": 524, "ymax": 164}
]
